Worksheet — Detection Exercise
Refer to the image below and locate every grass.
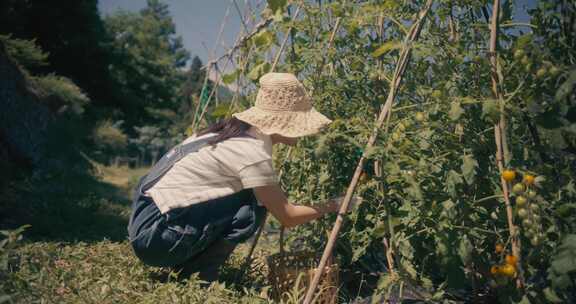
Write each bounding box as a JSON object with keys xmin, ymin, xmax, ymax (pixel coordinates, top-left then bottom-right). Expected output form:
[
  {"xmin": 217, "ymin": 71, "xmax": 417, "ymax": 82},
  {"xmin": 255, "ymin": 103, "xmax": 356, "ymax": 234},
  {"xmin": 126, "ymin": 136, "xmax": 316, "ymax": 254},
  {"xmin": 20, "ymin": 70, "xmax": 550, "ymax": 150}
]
[{"xmin": 1, "ymin": 163, "xmax": 292, "ymax": 303}]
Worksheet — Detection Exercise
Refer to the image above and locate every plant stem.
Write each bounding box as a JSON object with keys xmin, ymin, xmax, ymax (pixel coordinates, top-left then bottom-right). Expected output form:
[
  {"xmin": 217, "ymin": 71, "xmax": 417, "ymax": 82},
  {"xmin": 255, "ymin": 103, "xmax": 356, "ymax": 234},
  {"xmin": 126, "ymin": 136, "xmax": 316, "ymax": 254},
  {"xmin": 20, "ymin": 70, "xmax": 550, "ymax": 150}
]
[{"xmin": 488, "ymin": 0, "xmax": 524, "ymax": 288}]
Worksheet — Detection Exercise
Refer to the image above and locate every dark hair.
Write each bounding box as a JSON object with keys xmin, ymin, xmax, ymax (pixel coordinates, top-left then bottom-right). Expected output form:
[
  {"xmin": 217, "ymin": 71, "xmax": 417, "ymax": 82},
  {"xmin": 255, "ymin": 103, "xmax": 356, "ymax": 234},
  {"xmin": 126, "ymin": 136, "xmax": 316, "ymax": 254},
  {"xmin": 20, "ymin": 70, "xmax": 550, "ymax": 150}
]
[{"xmin": 196, "ymin": 117, "xmax": 252, "ymax": 144}]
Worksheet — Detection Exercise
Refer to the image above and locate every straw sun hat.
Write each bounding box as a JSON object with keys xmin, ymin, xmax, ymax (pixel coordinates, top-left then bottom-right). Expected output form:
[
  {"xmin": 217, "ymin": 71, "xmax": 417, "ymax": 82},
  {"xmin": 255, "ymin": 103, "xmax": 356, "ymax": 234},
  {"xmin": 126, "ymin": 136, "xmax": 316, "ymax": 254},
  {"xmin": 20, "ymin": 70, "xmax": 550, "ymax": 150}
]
[{"xmin": 233, "ymin": 72, "xmax": 332, "ymax": 138}]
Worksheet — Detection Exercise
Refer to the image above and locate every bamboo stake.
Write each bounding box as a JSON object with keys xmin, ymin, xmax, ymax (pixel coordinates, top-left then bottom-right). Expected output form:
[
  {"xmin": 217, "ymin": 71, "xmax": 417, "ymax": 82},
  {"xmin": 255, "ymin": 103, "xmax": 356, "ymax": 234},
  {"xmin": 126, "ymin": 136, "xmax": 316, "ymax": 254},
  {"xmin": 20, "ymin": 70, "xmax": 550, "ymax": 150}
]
[
  {"xmin": 375, "ymin": 11, "xmax": 396, "ymax": 276},
  {"xmin": 302, "ymin": 1, "xmax": 433, "ymax": 302},
  {"xmin": 203, "ymin": 16, "xmax": 274, "ymax": 70},
  {"xmin": 488, "ymin": 0, "xmax": 524, "ymax": 288},
  {"xmin": 272, "ymin": 5, "xmax": 302, "ymax": 71},
  {"xmin": 191, "ymin": 5, "xmax": 231, "ymax": 131}
]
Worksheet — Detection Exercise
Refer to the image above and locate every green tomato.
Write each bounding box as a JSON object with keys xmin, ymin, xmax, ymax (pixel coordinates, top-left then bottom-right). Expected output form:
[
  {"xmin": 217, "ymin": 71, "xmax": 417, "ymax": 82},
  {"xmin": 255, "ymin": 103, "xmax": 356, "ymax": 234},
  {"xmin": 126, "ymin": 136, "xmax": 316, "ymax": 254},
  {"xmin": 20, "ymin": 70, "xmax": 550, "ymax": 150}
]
[
  {"xmin": 526, "ymin": 190, "xmax": 537, "ymax": 199},
  {"xmin": 536, "ymin": 67, "xmax": 547, "ymax": 78},
  {"xmin": 512, "ymin": 183, "xmax": 525, "ymax": 195},
  {"xmin": 396, "ymin": 123, "xmax": 406, "ymax": 132},
  {"xmin": 521, "ymin": 56, "xmax": 530, "ymax": 65},
  {"xmin": 517, "ymin": 208, "xmax": 529, "ymax": 219},
  {"xmin": 549, "ymin": 66, "xmax": 561, "ymax": 76},
  {"xmin": 522, "ymin": 218, "xmax": 532, "ymax": 227},
  {"xmin": 514, "ymin": 49, "xmax": 525, "ymax": 60},
  {"xmin": 530, "ymin": 203, "xmax": 540, "ymax": 212},
  {"xmin": 516, "ymin": 196, "xmax": 528, "ymax": 207},
  {"xmin": 530, "ymin": 236, "xmax": 541, "ymax": 246},
  {"xmin": 415, "ymin": 112, "xmax": 426, "ymax": 122}
]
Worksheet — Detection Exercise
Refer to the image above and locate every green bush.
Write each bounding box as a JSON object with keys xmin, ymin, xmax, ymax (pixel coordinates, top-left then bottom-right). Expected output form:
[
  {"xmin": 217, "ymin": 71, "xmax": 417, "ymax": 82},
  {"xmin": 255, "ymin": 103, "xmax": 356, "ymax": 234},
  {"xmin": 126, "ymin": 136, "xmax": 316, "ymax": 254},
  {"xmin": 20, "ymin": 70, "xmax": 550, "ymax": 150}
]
[
  {"xmin": 0, "ymin": 34, "xmax": 48, "ymax": 69},
  {"xmin": 33, "ymin": 74, "xmax": 90, "ymax": 115},
  {"xmin": 94, "ymin": 120, "xmax": 128, "ymax": 152}
]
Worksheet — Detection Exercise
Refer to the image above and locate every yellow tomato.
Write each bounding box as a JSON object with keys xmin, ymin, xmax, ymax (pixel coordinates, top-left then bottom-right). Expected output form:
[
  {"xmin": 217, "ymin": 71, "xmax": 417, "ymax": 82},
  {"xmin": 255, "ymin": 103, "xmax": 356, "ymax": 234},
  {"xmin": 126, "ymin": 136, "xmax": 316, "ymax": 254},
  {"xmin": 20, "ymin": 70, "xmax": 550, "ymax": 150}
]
[
  {"xmin": 499, "ymin": 264, "xmax": 516, "ymax": 277},
  {"xmin": 502, "ymin": 170, "xmax": 516, "ymax": 182}
]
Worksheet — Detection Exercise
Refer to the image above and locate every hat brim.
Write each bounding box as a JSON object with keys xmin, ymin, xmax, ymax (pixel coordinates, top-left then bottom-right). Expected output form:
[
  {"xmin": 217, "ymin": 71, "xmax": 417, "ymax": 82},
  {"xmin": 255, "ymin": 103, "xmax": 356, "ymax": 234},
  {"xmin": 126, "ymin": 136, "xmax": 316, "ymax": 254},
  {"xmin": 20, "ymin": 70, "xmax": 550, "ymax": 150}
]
[{"xmin": 233, "ymin": 107, "xmax": 332, "ymax": 138}]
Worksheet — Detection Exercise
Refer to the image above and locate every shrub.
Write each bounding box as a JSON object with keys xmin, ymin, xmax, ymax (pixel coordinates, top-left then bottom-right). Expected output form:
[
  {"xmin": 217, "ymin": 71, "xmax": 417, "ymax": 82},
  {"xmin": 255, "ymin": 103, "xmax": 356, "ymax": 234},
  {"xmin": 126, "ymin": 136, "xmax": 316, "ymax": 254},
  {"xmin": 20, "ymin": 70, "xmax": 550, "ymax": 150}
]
[
  {"xmin": 0, "ymin": 34, "xmax": 48, "ymax": 69},
  {"xmin": 94, "ymin": 120, "xmax": 128, "ymax": 152},
  {"xmin": 33, "ymin": 74, "xmax": 90, "ymax": 115}
]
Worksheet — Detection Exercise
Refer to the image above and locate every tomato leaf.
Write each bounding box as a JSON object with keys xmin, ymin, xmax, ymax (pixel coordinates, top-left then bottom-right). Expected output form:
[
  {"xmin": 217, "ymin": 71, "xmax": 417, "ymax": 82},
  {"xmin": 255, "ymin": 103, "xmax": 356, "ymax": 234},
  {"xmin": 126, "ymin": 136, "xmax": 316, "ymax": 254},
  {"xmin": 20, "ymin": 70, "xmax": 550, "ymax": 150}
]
[
  {"xmin": 371, "ymin": 41, "xmax": 401, "ymax": 58},
  {"xmin": 482, "ymin": 99, "xmax": 500, "ymax": 123},
  {"xmin": 267, "ymin": 0, "xmax": 288, "ymax": 20},
  {"xmin": 221, "ymin": 69, "xmax": 239, "ymax": 85},
  {"xmin": 449, "ymin": 102, "xmax": 464, "ymax": 121},
  {"xmin": 251, "ymin": 30, "xmax": 275, "ymax": 50},
  {"xmin": 461, "ymin": 154, "xmax": 478, "ymax": 185},
  {"xmin": 445, "ymin": 170, "xmax": 463, "ymax": 197},
  {"xmin": 247, "ymin": 62, "xmax": 271, "ymax": 81},
  {"xmin": 535, "ymin": 109, "xmax": 564, "ymax": 129}
]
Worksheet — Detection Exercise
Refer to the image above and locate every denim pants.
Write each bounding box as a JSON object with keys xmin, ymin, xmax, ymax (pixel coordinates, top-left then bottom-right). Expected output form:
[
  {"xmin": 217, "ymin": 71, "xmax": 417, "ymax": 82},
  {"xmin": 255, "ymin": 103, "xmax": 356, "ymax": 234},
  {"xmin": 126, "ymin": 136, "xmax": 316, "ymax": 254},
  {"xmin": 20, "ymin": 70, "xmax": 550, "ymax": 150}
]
[{"xmin": 127, "ymin": 189, "xmax": 266, "ymax": 268}]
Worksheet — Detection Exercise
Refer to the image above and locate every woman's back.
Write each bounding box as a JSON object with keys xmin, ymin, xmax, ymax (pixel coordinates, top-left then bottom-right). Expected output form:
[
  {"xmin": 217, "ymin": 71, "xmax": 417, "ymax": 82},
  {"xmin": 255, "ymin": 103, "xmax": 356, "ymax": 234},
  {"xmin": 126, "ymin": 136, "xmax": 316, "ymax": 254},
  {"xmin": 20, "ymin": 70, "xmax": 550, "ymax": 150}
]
[{"xmin": 145, "ymin": 129, "xmax": 278, "ymax": 213}]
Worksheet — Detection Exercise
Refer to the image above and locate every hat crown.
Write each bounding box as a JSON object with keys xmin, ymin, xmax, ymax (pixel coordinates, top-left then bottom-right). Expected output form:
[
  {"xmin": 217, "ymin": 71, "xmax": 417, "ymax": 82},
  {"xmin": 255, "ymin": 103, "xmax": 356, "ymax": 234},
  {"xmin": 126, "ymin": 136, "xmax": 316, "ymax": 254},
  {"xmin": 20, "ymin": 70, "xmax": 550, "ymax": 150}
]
[{"xmin": 255, "ymin": 72, "xmax": 312, "ymax": 112}]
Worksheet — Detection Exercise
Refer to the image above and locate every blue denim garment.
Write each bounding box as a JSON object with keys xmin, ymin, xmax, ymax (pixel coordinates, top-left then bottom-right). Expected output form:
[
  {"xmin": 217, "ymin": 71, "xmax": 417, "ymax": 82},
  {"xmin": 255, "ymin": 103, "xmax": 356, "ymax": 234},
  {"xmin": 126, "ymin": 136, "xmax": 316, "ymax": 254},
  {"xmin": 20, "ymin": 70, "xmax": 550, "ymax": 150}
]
[
  {"xmin": 127, "ymin": 133, "xmax": 266, "ymax": 267},
  {"xmin": 127, "ymin": 190, "xmax": 266, "ymax": 267}
]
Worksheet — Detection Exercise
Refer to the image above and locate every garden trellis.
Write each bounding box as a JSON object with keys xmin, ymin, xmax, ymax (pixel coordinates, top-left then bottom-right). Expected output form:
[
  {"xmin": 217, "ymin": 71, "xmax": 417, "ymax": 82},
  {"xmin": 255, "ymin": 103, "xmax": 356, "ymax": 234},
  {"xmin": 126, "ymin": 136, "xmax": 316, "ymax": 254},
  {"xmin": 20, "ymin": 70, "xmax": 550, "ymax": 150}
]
[{"xmin": 189, "ymin": 0, "xmax": 575, "ymax": 302}]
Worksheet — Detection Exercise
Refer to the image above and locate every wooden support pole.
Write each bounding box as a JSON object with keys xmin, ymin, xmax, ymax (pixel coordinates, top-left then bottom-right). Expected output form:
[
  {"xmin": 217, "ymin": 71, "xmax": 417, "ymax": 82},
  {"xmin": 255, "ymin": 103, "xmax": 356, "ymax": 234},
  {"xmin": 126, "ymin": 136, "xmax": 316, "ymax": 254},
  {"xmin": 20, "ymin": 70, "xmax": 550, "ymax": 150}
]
[
  {"xmin": 488, "ymin": 0, "xmax": 524, "ymax": 288},
  {"xmin": 272, "ymin": 5, "xmax": 302, "ymax": 71},
  {"xmin": 302, "ymin": 1, "xmax": 433, "ymax": 302}
]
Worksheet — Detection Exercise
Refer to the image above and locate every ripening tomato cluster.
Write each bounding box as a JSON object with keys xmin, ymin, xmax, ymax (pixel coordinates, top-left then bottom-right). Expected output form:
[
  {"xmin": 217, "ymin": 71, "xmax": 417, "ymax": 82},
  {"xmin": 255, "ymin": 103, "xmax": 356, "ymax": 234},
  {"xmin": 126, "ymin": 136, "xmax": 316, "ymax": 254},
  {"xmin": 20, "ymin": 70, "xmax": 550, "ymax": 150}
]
[
  {"xmin": 490, "ymin": 251, "xmax": 518, "ymax": 279},
  {"xmin": 502, "ymin": 169, "xmax": 543, "ymax": 246}
]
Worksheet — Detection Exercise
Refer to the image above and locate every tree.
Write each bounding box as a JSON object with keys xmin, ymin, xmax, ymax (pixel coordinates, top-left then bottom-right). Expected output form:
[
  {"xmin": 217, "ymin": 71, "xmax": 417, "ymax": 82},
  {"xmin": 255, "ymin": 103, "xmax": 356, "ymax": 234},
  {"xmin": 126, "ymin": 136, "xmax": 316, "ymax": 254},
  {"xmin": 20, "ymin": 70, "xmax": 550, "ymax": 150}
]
[
  {"xmin": 104, "ymin": 0, "xmax": 190, "ymax": 121},
  {"xmin": 0, "ymin": 0, "xmax": 115, "ymax": 105}
]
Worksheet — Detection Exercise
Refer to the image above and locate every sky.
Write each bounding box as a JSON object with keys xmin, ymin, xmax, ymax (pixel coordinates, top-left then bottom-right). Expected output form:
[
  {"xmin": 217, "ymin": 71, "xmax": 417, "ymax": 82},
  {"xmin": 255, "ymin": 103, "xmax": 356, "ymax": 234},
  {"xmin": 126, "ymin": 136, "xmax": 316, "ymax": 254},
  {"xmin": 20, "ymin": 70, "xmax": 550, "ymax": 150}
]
[
  {"xmin": 98, "ymin": 0, "xmax": 264, "ymax": 66},
  {"xmin": 98, "ymin": 0, "xmax": 539, "ymax": 67}
]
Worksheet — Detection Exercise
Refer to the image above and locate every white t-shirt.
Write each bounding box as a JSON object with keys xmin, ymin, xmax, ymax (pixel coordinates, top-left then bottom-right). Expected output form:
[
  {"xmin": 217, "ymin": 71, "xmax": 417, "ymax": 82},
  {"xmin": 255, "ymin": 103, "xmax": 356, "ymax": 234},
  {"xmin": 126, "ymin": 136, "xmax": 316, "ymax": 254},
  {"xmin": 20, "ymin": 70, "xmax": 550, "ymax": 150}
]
[{"xmin": 145, "ymin": 128, "xmax": 278, "ymax": 214}]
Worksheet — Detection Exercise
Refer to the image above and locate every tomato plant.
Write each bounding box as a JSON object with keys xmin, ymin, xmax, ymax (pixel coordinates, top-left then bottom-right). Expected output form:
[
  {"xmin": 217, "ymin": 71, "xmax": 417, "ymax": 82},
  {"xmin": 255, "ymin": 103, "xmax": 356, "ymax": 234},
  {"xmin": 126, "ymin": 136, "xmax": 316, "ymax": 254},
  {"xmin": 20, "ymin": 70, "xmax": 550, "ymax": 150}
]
[{"xmin": 221, "ymin": 0, "xmax": 576, "ymax": 302}]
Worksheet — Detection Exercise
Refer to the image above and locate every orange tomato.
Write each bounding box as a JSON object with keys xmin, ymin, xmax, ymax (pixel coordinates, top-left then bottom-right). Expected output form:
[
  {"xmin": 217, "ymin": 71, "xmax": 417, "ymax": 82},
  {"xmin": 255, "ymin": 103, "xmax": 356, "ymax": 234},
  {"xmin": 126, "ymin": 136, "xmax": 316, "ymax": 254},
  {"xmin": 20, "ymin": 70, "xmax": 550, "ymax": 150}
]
[
  {"xmin": 490, "ymin": 265, "xmax": 500, "ymax": 275},
  {"xmin": 505, "ymin": 255, "xmax": 518, "ymax": 266},
  {"xmin": 495, "ymin": 243, "xmax": 504, "ymax": 254},
  {"xmin": 523, "ymin": 174, "xmax": 536, "ymax": 185},
  {"xmin": 502, "ymin": 170, "xmax": 516, "ymax": 182}
]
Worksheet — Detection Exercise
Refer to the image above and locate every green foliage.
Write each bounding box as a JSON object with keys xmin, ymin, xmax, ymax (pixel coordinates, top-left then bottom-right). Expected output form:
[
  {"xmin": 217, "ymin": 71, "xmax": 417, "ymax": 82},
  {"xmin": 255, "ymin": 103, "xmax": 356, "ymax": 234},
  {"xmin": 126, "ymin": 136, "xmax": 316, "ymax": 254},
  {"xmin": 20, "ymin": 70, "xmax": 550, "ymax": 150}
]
[
  {"xmin": 248, "ymin": 62, "xmax": 272, "ymax": 81},
  {"xmin": 371, "ymin": 41, "xmax": 401, "ymax": 58},
  {"xmin": 251, "ymin": 30, "xmax": 276, "ymax": 51},
  {"xmin": 0, "ymin": 34, "xmax": 48, "ymax": 68},
  {"xmin": 104, "ymin": 0, "xmax": 190, "ymax": 111},
  {"xmin": 33, "ymin": 74, "xmax": 90, "ymax": 115},
  {"xmin": 5, "ymin": 240, "xmax": 269, "ymax": 303},
  {"xmin": 225, "ymin": 0, "xmax": 576, "ymax": 302},
  {"xmin": 94, "ymin": 120, "xmax": 128, "ymax": 152},
  {"xmin": 0, "ymin": 225, "xmax": 30, "ymax": 303},
  {"xmin": 548, "ymin": 234, "xmax": 576, "ymax": 291}
]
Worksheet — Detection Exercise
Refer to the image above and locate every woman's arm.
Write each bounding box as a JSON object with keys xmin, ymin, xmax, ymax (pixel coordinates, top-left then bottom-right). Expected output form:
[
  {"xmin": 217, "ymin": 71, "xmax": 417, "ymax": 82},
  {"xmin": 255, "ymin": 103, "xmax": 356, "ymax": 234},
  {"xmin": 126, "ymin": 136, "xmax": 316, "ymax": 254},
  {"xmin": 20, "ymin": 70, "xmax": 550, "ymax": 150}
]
[{"xmin": 253, "ymin": 184, "xmax": 338, "ymax": 228}]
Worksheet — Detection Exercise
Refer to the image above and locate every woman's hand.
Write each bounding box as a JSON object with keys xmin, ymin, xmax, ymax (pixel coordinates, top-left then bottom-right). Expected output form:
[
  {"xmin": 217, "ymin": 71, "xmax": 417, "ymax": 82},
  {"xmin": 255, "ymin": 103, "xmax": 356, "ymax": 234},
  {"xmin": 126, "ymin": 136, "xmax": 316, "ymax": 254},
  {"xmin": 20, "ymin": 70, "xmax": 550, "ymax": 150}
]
[{"xmin": 253, "ymin": 184, "xmax": 360, "ymax": 228}]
